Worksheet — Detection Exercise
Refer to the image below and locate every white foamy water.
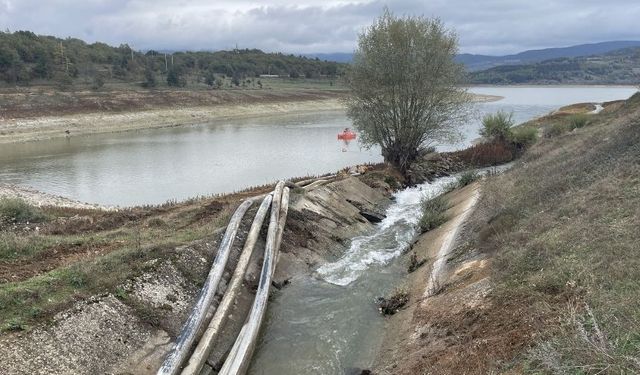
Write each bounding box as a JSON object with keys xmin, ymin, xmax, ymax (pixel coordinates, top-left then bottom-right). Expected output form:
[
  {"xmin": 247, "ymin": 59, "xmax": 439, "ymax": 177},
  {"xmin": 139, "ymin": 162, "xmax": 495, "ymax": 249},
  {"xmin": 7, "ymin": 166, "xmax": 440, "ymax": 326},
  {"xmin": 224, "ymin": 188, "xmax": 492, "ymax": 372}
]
[{"xmin": 316, "ymin": 175, "xmax": 457, "ymax": 286}]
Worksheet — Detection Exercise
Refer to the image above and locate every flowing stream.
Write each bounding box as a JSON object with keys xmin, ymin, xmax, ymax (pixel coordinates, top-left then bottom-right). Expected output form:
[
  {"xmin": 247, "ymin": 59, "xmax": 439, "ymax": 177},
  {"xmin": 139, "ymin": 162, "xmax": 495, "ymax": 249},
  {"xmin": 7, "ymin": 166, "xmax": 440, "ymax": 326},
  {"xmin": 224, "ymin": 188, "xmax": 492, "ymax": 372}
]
[{"xmin": 248, "ymin": 176, "xmax": 457, "ymax": 374}]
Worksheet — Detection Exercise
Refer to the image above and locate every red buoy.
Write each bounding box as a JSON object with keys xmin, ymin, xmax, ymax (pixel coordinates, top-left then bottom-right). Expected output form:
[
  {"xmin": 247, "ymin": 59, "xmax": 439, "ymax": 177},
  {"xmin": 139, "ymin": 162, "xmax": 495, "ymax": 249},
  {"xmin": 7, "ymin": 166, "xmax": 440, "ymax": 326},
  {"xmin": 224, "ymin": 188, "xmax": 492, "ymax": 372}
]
[{"xmin": 337, "ymin": 128, "xmax": 356, "ymax": 140}]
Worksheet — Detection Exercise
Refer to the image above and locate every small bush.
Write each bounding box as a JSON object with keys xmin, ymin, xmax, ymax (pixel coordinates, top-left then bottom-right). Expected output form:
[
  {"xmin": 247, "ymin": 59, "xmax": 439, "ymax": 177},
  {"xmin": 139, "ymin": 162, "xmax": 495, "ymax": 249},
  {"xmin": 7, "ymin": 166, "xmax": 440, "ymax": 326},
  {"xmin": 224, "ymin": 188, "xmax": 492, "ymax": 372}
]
[
  {"xmin": 455, "ymin": 141, "xmax": 516, "ymax": 167},
  {"xmin": 544, "ymin": 122, "xmax": 571, "ymax": 138},
  {"xmin": 510, "ymin": 127, "xmax": 538, "ymax": 148},
  {"xmin": 384, "ymin": 175, "xmax": 400, "ymax": 189},
  {"xmin": 5, "ymin": 317, "xmax": 27, "ymax": 332},
  {"xmin": 457, "ymin": 170, "xmax": 479, "ymax": 187},
  {"xmin": 480, "ymin": 111, "xmax": 514, "ymax": 141},
  {"xmin": 567, "ymin": 114, "xmax": 589, "ymax": 130},
  {"xmin": 419, "ymin": 195, "xmax": 449, "ymax": 233},
  {"xmin": 0, "ymin": 198, "xmax": 48, "ymax": 224}
]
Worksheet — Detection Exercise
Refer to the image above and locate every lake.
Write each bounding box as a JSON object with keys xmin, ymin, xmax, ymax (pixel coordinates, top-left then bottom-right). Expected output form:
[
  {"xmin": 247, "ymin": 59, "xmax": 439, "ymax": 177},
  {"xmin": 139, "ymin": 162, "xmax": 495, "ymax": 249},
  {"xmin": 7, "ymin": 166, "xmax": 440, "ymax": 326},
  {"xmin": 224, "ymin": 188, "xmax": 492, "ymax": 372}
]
[{"xmin": 0, "ymin": 86, "xmax": 636, "ymax": 206}]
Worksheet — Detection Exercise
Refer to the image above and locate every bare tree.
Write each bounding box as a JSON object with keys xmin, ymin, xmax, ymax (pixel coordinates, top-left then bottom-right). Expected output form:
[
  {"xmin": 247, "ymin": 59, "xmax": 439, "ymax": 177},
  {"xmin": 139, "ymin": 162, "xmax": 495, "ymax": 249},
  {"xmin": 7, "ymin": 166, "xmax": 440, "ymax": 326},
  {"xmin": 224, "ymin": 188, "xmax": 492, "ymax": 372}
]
[{"xmin": 347, "ymin": 9, "xmax": 470, "ymax": 175}]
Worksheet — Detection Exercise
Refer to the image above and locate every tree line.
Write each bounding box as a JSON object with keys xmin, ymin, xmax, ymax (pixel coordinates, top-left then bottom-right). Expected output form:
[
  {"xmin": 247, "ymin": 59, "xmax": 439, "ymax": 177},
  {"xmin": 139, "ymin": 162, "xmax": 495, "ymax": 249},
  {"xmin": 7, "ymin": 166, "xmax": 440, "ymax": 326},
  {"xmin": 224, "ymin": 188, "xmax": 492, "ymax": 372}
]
[
  {"xmin": 0, "ymin": 30, "xmax": 345, "ymax": 88},
  {"xmin": 469, "ymin": 47, "xmax": 640, "ymax": 85}
]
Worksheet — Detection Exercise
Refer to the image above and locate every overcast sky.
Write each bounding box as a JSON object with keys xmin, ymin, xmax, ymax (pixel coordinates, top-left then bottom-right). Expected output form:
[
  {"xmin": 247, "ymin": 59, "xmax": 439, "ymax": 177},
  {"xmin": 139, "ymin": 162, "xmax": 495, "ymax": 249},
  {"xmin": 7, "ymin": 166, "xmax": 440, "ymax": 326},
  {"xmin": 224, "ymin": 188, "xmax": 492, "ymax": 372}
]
[{"xmin": 2, "ymin": 0, "xmax": 640, "ymax": 55}]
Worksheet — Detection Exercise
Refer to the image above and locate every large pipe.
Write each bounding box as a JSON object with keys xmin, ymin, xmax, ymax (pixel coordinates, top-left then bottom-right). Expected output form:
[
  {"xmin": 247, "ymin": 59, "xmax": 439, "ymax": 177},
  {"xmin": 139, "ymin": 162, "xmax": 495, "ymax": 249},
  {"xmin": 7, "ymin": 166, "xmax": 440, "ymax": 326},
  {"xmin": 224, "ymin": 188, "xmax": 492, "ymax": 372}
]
[
  {"xmin": 301, "ymin": 179, "xmax": 330, "ymax": 191},
  {"xmin": 180, "ymin": 194, "xmax": 274, "ymax": 375},
  {"xmin": 219, "ymin": 182, "xmax": 288, "ymax": 375},
  {"xmin": 273, "ymin": 187, "xmax": 290, "ymax": 276},
  {"xmin": 158, "ymin": 199, "xmax": 254, "ymax": 375}
]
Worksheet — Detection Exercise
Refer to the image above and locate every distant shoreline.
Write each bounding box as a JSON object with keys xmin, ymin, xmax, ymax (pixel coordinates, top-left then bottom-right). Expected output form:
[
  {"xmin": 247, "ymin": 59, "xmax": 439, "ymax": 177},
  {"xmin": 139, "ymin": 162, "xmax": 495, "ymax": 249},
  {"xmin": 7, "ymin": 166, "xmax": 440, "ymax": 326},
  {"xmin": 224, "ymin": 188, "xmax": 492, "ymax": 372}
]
[
  {"xmin": 0, "ymin": 92, "xmax": 499, "ymax": 145},
  {"xmin": 465, "ymin": 83, "xmax": 639, "ymax": 88}
]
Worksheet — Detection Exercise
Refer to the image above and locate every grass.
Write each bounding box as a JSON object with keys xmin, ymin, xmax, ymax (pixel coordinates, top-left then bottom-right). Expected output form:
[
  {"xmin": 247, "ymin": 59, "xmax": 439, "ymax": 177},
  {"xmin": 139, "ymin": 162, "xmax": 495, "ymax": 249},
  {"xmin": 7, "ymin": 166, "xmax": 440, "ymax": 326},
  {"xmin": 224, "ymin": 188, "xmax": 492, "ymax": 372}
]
[
  {"xmin": 0, "ymin": 198, "xmax": 49, "ymax": 224},
  {"xmin": 419, "ymin": 195, "xmax": 449, "ymax": 233},
  {"xmin": 466, "ymin": 93, "xmax": 640, "ymax": 373},
  {"xmin": 457, "ymin": 170, "xmax": 479, "ymax": 188},
  {"xmin": 0, "ymin": 191, "xmax": 234, "ymax": 331},
  {"xmin": 510, "ymin": 126, "xmax": 538, "ymax": 148},
  {"xmin": 443, "ymin": 170, "xmax": 480, "ymax": 193},
  {"xmin": 544, "ymin": 114, "xmax": 592, "ymax": 138}
]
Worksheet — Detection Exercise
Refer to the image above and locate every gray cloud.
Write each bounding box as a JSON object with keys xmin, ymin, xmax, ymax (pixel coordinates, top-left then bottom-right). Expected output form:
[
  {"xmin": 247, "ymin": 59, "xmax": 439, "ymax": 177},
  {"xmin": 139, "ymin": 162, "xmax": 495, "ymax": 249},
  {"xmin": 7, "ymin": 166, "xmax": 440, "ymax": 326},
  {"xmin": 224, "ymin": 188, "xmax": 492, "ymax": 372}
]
[{"xmin": 1, "ymin": 0, "xmax": 639, "ymax": 55}]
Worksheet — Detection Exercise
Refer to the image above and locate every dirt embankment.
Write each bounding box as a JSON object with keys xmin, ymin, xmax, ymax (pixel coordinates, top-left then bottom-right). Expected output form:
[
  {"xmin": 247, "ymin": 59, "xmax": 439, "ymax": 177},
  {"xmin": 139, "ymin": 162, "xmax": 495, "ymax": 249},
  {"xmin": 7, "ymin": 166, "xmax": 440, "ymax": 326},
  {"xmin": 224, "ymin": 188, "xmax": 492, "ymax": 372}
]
[
  {"xmin": 0, "ymin": 174, "xmax": 393, "ymax": 374},
  {"xmin": 374, "ymin": 182, "xmax": 495, "ymax": 374},
  {"xmin": 375, "ymin": 93, "xmax": 640, "ymax": 374}
]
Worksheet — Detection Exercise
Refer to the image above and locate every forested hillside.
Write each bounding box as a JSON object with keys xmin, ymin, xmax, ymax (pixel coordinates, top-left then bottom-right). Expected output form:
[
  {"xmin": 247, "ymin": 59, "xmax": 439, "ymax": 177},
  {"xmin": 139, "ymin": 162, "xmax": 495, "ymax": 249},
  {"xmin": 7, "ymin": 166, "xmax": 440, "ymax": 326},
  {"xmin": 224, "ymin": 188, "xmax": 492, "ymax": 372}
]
[
  {"xmin": 0, "ymin": 31, "xmax": 344, "ymax": 88},
  {"xmin": 469, "ymin": 47, "xmax": 640, "ymax": 85}
]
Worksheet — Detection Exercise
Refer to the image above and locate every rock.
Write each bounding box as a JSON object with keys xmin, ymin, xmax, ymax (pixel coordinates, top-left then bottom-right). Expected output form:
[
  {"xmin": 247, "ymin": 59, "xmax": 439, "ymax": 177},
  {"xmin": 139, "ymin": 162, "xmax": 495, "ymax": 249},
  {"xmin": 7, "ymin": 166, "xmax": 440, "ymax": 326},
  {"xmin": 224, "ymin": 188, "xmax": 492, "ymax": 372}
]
[{"xmin": 360, "ymin": 210, "xmax": 386, "ymax": 223}]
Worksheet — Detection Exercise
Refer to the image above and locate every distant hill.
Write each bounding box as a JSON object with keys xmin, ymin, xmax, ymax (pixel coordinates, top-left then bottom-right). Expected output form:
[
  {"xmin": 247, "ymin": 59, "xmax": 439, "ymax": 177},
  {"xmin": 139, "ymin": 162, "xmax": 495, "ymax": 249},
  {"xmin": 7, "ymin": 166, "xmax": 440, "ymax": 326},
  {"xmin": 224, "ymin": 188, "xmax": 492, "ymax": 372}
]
[
  {"xmin": 457, "ymin": 41, "xmax": 640, "ymax": 71},
  {"xmin": 303, "ymin": 41, "xmax": 640, "ymax": 73},
  {"xmin": 304, "ymin": 53, "xmax": 354, "ymax": 63},
  {"xmin": 0, "ymin": 31, "xmax": 345, "ymax": 87},
  {"xmin": 468, "ymin": 47, "xmax": 640, "ymax": 85}
]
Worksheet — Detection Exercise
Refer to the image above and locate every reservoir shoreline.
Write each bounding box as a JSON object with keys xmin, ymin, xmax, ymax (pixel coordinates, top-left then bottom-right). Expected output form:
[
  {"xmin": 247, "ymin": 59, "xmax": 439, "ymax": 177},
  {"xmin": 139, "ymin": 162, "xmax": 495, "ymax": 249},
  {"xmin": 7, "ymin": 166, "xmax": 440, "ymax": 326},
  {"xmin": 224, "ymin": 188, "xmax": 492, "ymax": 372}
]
[{"xmin": 0, "ymin": 93, "xmax": 500, "ymax": 145}]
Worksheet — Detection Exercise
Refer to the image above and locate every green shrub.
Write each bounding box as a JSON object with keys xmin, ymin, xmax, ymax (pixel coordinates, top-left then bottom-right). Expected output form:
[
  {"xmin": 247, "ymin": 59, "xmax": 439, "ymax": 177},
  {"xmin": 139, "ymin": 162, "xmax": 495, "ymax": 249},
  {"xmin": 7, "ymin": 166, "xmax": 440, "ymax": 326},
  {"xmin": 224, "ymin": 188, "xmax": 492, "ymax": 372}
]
[
  {"xmin": 480, "ymin": 110, "xmax": 514, "ymax": 141},
  {"xmin": 457, "ymin": 170, "xmax": 479, "ymax": 187},
  {"xmin": 419, "ymin": 195, "xmax": 449, "ymax": 233},
  {"xmin": 510, "ymin": 127, "xmax": 538, "ymax": 147},
  {"xmin": 0, "ymin": 198, "xmax": 48, "ymax": 224},
  {"xmin": 384, "ymin": 175, "xmax": 400, "ymax": 189},
  {"xmin": 544, "ymin": 122, "xmax": 570, "ymax": 138},
  {"xmin": 567, "ymin": 114, "xmax": 589, "ymax": 130}
]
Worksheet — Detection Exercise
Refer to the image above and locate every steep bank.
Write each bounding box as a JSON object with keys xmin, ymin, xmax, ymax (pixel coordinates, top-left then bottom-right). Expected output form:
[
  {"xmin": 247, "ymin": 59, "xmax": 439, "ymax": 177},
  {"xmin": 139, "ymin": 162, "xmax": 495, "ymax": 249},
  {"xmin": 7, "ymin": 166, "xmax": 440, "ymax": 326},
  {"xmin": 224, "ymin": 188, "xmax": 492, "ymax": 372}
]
[
  {"xmin": 0, "ymin": 175, "xmax": 392, "ymax": 374},
  {"xmin": 374, "ymin": 93, "xmax": 640, "ymax": 373}
]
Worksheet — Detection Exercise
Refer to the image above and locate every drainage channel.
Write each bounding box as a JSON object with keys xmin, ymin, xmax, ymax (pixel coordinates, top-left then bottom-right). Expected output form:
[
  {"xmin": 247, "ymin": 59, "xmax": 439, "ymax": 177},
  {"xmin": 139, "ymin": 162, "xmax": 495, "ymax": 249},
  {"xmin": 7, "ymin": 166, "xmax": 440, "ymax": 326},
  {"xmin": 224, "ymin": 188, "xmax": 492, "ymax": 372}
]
[{"xmin": 247, "ymin": 176, "xmax": 458, "ymax": 374}]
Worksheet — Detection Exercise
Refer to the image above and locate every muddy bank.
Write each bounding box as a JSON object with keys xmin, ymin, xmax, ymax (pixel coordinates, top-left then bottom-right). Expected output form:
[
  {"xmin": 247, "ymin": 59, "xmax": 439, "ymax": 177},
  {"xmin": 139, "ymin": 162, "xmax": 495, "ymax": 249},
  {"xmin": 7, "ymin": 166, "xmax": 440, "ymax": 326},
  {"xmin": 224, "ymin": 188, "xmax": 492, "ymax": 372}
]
[{"xmin": 0, "ymin": 175, "xmax": 392, "ymax": 374}]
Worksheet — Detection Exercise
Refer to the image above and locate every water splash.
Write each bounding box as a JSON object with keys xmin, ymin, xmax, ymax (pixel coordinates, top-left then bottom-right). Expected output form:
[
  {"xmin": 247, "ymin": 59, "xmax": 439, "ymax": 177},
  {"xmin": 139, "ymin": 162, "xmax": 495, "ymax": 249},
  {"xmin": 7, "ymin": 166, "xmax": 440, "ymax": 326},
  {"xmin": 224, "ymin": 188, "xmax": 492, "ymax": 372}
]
[{"xmin": 316, "ymin": 176, "xmax": 457, "ymax": 286}]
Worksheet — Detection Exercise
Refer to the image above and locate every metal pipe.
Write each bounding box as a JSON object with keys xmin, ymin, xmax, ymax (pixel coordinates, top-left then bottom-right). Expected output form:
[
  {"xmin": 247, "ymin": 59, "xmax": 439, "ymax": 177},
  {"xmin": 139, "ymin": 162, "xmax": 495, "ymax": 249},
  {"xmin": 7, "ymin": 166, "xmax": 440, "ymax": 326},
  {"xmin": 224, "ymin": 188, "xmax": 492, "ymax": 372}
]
[
  {"xmin": 219, "ymin": 182, "xmax": 287, "ymax": 375},
  {"xmin": 158, "ymin": 199, "xmax": 254, "ymax": 375},
  {"xmin": 180, "ymin": 194, "xmax": 274, "ymax": 375}
]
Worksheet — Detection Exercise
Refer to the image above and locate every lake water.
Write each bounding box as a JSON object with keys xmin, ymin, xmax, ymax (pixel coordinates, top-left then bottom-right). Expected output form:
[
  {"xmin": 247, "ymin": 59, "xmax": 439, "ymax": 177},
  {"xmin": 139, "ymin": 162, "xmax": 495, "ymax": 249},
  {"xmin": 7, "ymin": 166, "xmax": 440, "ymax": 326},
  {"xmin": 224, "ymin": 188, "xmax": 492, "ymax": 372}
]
[{"xmin": 0, "ymin": 86, "xmax": 636, "ymax": 206}]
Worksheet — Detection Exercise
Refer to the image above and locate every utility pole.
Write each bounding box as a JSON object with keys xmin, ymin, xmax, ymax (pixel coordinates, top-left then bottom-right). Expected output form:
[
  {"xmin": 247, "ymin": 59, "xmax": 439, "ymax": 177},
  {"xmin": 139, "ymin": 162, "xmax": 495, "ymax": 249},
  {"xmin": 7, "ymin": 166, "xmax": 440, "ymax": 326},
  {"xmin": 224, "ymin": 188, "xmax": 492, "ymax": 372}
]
[{"xmin": 165, "ymin": 53, "xmax": 168, "ymax": 71}]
